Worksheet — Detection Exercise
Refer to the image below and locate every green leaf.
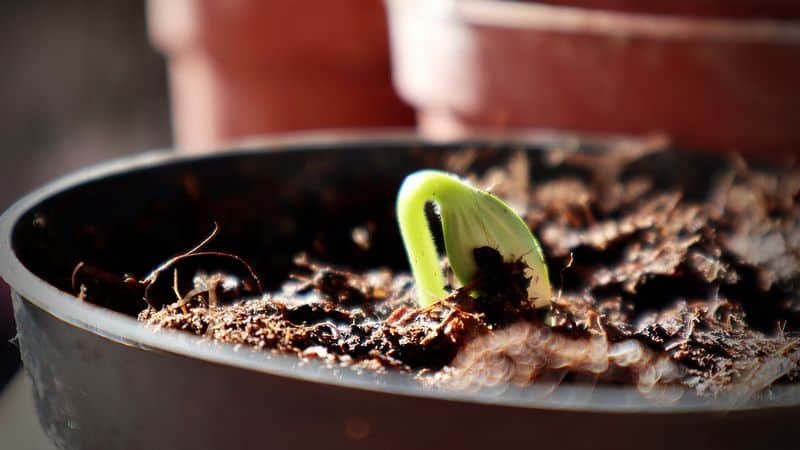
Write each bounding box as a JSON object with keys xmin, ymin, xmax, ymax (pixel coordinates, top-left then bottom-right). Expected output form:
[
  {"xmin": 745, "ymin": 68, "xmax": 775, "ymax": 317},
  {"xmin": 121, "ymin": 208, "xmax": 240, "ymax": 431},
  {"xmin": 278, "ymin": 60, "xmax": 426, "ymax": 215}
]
[{"xmin": 397, "ymin": 170, "xmax": 551, "ymax": 308}]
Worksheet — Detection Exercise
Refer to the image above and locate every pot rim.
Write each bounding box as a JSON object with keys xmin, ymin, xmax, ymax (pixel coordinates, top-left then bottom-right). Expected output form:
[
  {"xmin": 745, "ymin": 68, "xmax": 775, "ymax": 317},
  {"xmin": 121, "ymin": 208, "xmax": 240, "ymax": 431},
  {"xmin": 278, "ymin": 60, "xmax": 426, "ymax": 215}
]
[
  {"xmin": 2, "ymin": 130, "xmax": 798, "ymax": 414},
  {"xmin": 386, "ymin": 0, "xmax": 800, "ymax": 44}
]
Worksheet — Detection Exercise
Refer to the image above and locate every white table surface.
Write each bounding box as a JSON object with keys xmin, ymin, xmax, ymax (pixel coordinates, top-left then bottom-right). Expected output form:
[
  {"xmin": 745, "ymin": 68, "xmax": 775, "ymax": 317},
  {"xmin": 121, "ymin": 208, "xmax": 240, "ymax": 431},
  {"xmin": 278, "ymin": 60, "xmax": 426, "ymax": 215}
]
[{"xmin": 0, "ymin": 372, "xmax": 57, "ymax": 450}]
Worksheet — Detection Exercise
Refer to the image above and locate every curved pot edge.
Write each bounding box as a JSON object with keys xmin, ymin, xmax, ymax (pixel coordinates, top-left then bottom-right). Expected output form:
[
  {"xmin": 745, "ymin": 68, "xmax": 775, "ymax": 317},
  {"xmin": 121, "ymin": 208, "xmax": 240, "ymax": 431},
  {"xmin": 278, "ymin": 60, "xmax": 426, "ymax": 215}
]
[
  {"xmin": 387, "ymin": 0, "xmax": 800, "ymax": 43},
  {"xmin": 2, "ymin": 130, "xmax": 798, "ymax": 414}
]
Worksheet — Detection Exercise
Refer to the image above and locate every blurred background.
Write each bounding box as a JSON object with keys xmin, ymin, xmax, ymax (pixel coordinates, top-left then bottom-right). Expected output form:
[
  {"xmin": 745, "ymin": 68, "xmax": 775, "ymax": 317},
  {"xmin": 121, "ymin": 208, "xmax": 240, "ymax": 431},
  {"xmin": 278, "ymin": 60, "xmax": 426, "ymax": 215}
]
[{"xmin": 1, "ymin": 0, "xmax": 799, "ymax": 447}]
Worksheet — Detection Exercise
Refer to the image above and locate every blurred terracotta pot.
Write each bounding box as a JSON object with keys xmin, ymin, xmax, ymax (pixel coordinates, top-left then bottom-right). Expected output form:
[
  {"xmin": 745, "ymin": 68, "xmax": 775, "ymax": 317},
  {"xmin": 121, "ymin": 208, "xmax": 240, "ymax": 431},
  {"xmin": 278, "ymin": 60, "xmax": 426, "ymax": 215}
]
[
  {"xmin": 148, "ymin": 0, "xmax": 413, "ymax": 150},
  {"xmin": 386, "ymin": 0, "xmax": 800, "ymax": 155}
]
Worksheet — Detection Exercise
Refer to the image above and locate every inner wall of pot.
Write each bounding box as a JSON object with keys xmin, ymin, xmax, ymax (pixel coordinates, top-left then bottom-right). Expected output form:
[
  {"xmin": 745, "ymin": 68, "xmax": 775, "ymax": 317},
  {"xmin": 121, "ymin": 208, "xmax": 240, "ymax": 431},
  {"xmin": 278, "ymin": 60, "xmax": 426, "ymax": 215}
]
[{"xmin": 10, "ymin": 141, "xmax": 733, "ymax": 314}]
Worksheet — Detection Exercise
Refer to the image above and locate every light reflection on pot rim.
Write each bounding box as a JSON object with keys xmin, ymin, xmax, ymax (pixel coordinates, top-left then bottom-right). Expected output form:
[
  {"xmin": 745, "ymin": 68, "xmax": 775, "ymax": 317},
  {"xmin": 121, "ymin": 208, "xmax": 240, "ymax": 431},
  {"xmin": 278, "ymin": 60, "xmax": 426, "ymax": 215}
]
[
  {"xmin": 389, "ymin": 0, "xmax": 800, "ymax": 43},
  {"xmin": 1, "ymin": 130, "xmax": 798, "ymax": 414}
]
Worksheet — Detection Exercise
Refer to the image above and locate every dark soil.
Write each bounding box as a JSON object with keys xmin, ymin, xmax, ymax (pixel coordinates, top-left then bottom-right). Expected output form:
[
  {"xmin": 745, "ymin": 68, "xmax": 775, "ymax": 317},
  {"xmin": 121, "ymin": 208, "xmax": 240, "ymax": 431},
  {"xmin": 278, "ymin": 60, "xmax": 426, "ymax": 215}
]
[{"xmin": 74, "ymin": 145, "xmax": 800, "ymax": 397}]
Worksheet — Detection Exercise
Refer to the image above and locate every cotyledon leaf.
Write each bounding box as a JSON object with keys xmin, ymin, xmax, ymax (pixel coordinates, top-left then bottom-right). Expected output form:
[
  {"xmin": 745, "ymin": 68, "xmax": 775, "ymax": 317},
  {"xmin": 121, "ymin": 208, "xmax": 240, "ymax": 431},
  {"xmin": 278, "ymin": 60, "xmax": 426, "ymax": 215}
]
[{"xmin": 397, "ymin": 170, "xmax": 551, "ymax": 308}]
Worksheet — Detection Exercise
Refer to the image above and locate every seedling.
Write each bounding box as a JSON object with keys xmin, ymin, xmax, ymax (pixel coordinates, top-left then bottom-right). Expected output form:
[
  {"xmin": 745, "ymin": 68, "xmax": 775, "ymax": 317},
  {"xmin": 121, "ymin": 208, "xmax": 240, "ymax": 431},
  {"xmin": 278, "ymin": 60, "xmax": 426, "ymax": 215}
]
[{"xmin": 397, "ymin": 170, "xmax": 551, "ymax": 308}]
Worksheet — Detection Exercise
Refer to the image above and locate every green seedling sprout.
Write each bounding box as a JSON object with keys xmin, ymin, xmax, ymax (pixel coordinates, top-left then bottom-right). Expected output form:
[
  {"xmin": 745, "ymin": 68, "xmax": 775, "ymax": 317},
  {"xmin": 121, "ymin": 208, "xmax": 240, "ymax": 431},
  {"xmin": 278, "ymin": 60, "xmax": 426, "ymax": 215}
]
[{"xmin": 397, "ymin": 170, "xmax": 551, "ymax": 308}]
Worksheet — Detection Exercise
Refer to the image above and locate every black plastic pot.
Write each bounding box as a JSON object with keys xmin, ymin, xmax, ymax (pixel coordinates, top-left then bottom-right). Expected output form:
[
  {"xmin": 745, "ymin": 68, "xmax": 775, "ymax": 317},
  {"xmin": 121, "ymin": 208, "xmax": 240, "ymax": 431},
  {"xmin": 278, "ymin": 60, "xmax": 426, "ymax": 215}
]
[{"xmin": 1, "ymin": 133, "xmax": 797, "ymax": 450}]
